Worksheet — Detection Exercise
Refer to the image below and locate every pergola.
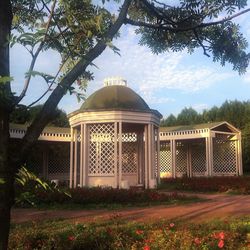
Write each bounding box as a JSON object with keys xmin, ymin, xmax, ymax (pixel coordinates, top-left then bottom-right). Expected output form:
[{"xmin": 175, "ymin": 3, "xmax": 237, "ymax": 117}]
[
  {"xmin": 68, "ymin": 79, "xmax": 162, "ymax": 189},
  {"xmin": 159, "ymin": 122, "xmax": 243, "ymax": 177}
]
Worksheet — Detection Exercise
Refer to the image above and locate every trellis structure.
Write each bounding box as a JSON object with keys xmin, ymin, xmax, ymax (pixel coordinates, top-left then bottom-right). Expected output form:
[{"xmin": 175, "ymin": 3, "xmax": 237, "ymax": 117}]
[
  {"xmin": 159, "ymin": 122, "xmax": 242, "ymax": 177},
  {"xmin": 68, "ymin": 79, "xmax": 162, "ymax": 189}
]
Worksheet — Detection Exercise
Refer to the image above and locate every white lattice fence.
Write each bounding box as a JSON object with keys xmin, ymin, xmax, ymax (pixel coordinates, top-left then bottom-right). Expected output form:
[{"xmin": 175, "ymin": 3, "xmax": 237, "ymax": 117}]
[
  {"xmin": 160, "ymin": 141, "xmax": 171, "ymax": 175},
  {"xmin": 122, "ymin": 133, "xmax": 137, "ymax": 174},
  {"xmin": 191, "ymin": 142, "xmax": 206, "ymax": 176},
  {"xmin": 176, "ymin": 142, "xmax": 187, "ymax": 176},
  {"xmin": 213, "ymin": 135, "xmax": 237, "ymax": 175},
  {"xmin": 26, "ymin": 144, "xmax": 44, "ymax": 175},
  {"xmin": 88, "ymin": 123, "xmax": 115, "ymax": 176},
  {"xmin": 48, "ymin": 143, "xmax": 70, "ymax": 174}
]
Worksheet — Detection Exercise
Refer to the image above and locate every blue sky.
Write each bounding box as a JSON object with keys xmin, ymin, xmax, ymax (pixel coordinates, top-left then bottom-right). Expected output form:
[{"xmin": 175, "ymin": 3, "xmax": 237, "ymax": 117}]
[{"xmin": 10, "ymin": 2, "xmax": 250, "ymax": 119}]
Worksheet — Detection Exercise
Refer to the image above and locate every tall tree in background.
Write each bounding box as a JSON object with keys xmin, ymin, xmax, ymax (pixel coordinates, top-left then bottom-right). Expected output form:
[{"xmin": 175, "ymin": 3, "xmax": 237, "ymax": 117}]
[{"xmin": 1, "ymin": 0, "xmax": 250, "ymax": 248}]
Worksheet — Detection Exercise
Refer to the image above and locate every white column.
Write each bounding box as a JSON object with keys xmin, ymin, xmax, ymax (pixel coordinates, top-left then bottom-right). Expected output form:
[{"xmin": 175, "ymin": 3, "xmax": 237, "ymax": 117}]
[
  {"xmin": 80, "ymin": 124, "xmax": 83, "ymax": 187},
  {"xmin": 237, "ymin": 132, "xmax": 243, "ymax": 175},
  {"xmin": 157, "ymin": 128, "xmax": 161, "ymax": 184},
  {"xmin": 74, "ymin": 128, "xmax": 78, "ymax": 188},
  {"xmin": 118, "ymin": 122, "xmax": 122, "ymax": 188},
  {"xmin": 83, "ymin": 124, "xmax": 87, "ymax": 186},
  {"xmin": 144, "ymin": 125, "xmax": 149, "ymax": 188},
  {"xmin": 205, "ymin": 137, "xmax": 209, "ymax": 176},
  {"xmin": 114, "ymin": 122, "xmax": 118, "ymax": 188},
  {"xmin": 171, "ymin": 140, "xmax": 176, "ymax": 178},
  {"xmin": 148, "ymin": 124, "xmax": 152, "ymax": 180},
  {"xmin": 69, "ymin": 127, "xmax": 74, "ymax": 188},
  {"xmin": 187, "ymin": 145, "xmax": 192, "ymax": 177},
  {"xmin": 137, "ymin": 131, "xmax": 143, "ymax": 184},
  {"xmin": 206, "ymin": 131, "xmax": 214, "ymax": 177}
]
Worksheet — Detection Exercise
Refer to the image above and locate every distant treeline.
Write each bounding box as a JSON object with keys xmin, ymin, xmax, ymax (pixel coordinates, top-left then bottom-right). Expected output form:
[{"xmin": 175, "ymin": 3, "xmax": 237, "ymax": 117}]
[
  {"xmin": 10, "ymin": 104, "xmax": 69, "ymax": 128},
  {"xmin": 161, "ymin": 100, "xmax": 250, "ymax": 172}
]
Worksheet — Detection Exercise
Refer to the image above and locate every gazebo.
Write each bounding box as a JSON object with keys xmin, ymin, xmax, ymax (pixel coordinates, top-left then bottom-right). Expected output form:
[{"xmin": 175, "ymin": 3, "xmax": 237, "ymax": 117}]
[
  {"xmin": 68, "ymin": 78, "xmax": 162, "ymax": 189},
  {"xmin": 159, "ymin": 122, "xmax": 243, "ymax": 177}
]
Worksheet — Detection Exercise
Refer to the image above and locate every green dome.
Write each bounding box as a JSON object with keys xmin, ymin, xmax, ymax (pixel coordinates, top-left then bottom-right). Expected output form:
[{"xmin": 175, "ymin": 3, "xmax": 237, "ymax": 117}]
[{"xmin": 80, "ymin": 85, "xmax": 150, "ymax": 112}]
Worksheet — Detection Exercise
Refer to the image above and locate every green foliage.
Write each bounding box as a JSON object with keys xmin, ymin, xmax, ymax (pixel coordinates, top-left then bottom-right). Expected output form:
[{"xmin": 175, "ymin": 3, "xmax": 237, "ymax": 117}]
[
  {"xmin": 15, "ymin": 166, "xmax": 71, "ymax": 207},
  {"xmin": 130, "ymin": 0, "xmax": 250, "ymax": 73},
  {"xmin": 20, "ymin": 186, "xmax": 195, "ymax": 209},
  {"xmin": 9, "ymin": 217, "xmax": 250, "ymax": 249},
  {"xmin": 10, "ymin": 104, "xmax": 69, "ymax": 127},
  {"xmin": 159, "ymin": 176, "xmax": 250, "ymax": 194},
  {"xmin": 0, "ymin": 76, "xmax": 13, "ymax": 84}
]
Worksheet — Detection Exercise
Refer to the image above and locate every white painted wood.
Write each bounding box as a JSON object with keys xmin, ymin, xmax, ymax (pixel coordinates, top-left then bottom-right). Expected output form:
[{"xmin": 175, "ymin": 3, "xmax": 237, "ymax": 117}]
[
  {"xmin": 118, "ymin": 122, "xmax": 122, "ymax": 188},
  {"xmin": 68, "ymin": 110, "xmax": 161, "ymax": 127},
  {"xmin": 205, "ymin": 137, "xmax": 209, "ymax": 176},
  {"xmin": 157, "ymin": 128, "xmax": 161, "ymax": 184},
  {"xmin": 80, "ymin": 124, "xmax": 83, "ymax": 187},
  {"xmin": 148, "ymin": 124, "xmax": 152, "ymax": 181},
  {"xmin": 171, "ymin": 140, "xmax": 176, "ymax": 178},
  {"xmin": 83, "ymin": 124, "xmax": 87, "ymax": 186},
  {"xmin": 114, "ymin": 122, "xmax": 118, "ymax": 188},
  {"xmin": 70, "ymin": 127, "xmax": 74, "ymax": 188},
  {"xmin": 74, "ymin": 128, "xmax": 78, "ymax": 188},
  {"xmin": 238, "ymin": 132, "xmax": 243, "ymax": 175},
  {"xmin": 144, "ymin": 125, "xmax": 149, "ymax": 188}
]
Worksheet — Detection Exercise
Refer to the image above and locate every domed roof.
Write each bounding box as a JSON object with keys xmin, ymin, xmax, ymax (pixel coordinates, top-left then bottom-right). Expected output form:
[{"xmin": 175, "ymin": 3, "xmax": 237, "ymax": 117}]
[{"xmin": 80, "ymin": 85, "xmax": 150, "ymax": 112}]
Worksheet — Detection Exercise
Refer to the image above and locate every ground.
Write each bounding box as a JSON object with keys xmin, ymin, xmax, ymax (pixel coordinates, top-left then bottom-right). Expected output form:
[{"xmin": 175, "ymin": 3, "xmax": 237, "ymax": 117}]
[{"xmin": 11, "ymin": 192, "xmax": 250, "ymax": 224}]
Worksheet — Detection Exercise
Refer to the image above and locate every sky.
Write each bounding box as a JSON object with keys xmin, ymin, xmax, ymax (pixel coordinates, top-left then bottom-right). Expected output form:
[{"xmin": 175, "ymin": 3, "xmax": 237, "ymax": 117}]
[{"xmin": 10, "ymin": 2, "xmax": 250, "ymax": 119}]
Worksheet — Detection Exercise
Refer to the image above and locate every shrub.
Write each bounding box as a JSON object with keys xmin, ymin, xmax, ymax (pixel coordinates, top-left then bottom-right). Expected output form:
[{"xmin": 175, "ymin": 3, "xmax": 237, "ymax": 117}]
[{"xmin": 160, "ymin": 176, "xmax": 250, "ymax": 194}]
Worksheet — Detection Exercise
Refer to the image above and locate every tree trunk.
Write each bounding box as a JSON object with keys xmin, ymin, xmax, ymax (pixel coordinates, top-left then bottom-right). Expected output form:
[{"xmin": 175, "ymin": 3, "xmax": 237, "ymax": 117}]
[
  {"xmin": 0, "ymin": 1, "xmax": 13, "ymax": 249},
  {"xmin": 0, "ymin": 1, "xmax": 132, "ymax": 249}
]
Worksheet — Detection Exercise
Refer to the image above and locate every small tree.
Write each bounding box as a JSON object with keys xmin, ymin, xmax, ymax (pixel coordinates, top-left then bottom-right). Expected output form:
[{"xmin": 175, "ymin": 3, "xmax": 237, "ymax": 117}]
[{"xmin": 1, "ymin": 0, "xmax": 250, "ymax": 248}]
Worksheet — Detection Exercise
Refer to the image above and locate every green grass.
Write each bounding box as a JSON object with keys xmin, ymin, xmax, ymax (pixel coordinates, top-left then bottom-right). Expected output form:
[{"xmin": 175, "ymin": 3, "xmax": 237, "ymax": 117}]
[{"xmin": 9, "ymin": 217, "xmax": 250, "ymax": 249}]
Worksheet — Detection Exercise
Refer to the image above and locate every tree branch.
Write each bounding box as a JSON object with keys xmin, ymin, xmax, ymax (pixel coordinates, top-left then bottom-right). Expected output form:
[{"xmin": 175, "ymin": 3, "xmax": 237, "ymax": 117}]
[
  {"xmin": 15, "ymin": 0, "xmax": 57, "ymax": 105},
  {"xmin": 193, "ymin": 29, "xmax": 210, "ymax": 57},
  {"xmin": 27, "ymin": 54, "xmax": 71, "ymax": 108},
  {"xmin": 125, "ymin": 7, "xmax": 250, "ymax": 32},
  {"xmin": 18, "ymin": 0, "xmax": 132, "ymax": 163}
]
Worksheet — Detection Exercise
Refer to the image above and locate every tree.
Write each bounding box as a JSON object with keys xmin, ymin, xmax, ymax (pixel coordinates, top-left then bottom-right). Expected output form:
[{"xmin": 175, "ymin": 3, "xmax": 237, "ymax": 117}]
[
  {"xmin": 1, "ymin": 0, "xmax": 250, "ymax": 248},
  {"xmin": 176, "ymin": 107, "xmax": 202, "ymax": 125},
  {"xmin": 161, "ymin": 113, "xmax": 177, "ymax": 127},
  {"xmin": 10, "ymin": 104, "xmax": 69, "ymax": 127}
]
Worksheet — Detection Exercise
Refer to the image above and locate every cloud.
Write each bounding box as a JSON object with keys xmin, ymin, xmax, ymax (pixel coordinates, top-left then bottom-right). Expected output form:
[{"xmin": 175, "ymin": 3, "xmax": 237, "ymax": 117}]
[{"xmin": 87, "ymin": 26, "xmax": 232, "ymax": 106}]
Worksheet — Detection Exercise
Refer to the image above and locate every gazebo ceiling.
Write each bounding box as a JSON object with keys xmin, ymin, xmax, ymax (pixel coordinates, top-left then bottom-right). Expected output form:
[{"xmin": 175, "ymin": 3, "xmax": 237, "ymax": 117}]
[{"xmin": 80, "ymin": 85, "xmax": 150, "ymax": 112}]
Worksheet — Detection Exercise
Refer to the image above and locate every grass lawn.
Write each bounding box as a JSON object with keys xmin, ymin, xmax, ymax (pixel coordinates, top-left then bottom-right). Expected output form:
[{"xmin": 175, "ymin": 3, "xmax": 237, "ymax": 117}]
[{"xmin": 9, "ymin": 217, "xmax": 250, "ymax": 249}]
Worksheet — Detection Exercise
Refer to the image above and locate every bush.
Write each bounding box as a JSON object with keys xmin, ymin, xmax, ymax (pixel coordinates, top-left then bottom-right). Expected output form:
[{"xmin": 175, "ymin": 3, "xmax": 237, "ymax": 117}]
[
  {"xmin": 159, "ymin": 176, "xmax": 250, "ymax": 194},
  {"xmin": 33, "ymin": 187, "xmax": 193, "ymax": 207},
  {"xmin": 15, "ymin": 167, "xmax": 70, "ymax": 207}
]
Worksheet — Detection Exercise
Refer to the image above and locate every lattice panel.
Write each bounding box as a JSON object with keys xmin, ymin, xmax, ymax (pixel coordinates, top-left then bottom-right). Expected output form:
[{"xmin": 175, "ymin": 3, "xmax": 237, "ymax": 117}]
[
  {"xmin": 26, "ymin": 144, "xmax": 43, "ymax": 175},
  {"xmin": 160, "ymin": 141, "xmax": 172, "ymax": 174},
  {"xmin": 176, "ymin": 142, "xmax": 187, "ymax": 175},
  {"xmin": 154, "ymin": 129, "xmax": 159, "ymax": 178},
  {"xmin": 191, "ymin": 142, "xmax": 206, "ymax": 174},
  {"xmin": 48, "ymin": 143, "xmax": 70, "ymax": 174},
  {"xmin": 122, "ymin": 133, "xmax": 137, "ymax": 142},
  {"xmin": 213, "ymin": 137, "xmax": 237, "ymax": 174},
  {"xmin": 122, "ymin": 142, "xmax": 137, "ymax": 174},
  {"xmin": 88, "ymin": 123, "xmax": 115, "ymax": 175}
]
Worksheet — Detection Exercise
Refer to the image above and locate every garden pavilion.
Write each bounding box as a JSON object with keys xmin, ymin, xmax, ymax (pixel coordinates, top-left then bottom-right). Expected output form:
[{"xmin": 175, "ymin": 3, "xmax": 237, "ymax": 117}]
[
  {"xmin": 159, "ymin": 122, "xmax": 243, "ymax": 178},
  {"xmin": 68, "ymin": 78, "xmax": 162, "ymax": 189}
]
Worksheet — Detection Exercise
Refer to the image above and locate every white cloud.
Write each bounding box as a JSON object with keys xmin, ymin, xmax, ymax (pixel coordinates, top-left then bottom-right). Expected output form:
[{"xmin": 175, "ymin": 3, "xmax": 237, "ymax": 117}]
[{"xmin": 87, "ymin": 25, "xmax": 232, "ymax": 107}]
